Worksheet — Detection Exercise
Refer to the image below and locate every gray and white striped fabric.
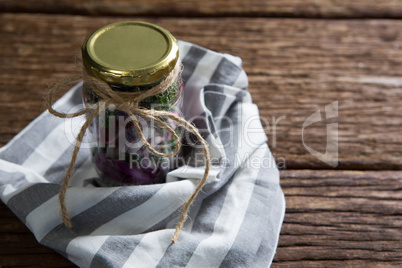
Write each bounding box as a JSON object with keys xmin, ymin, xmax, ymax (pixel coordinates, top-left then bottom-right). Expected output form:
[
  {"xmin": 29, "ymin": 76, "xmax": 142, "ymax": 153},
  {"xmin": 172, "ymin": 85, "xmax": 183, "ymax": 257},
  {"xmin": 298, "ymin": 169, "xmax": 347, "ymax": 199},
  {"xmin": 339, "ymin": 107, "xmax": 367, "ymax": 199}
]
[{"xmin": 0, "ymin": 41, "xmax": 285, "ymax": 267}]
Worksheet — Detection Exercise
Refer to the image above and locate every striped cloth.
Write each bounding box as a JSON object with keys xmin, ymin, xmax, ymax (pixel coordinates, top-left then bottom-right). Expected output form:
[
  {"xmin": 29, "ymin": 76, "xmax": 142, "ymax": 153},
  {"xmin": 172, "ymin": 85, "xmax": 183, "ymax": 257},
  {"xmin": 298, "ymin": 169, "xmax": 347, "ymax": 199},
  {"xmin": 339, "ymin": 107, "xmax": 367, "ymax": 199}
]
[{"xmin": 0, "ymin": 41, "xmax": 285, "ymax": 267}]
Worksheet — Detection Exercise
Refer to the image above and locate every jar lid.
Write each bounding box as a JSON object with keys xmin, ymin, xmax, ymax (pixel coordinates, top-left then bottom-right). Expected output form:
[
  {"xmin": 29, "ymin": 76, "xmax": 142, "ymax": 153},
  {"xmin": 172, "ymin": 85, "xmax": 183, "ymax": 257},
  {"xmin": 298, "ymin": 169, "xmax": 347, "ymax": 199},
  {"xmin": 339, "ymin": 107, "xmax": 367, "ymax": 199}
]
[{"xmin": 82, "ymin": 21, "xmax": 179, "ymax": 86}]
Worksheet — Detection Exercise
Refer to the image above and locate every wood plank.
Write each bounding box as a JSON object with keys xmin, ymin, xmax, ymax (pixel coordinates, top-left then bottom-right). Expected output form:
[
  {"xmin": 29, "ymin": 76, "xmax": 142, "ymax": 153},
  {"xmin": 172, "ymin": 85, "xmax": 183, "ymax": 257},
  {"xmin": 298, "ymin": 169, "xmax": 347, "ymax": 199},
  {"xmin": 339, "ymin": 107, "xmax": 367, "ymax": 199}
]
[
  {"xmin": 273, "ymin": 170, "xmax": 402, "ymax": 266},
  {"xmin": 2, "ymin": 0, "xmax": 402, "ymax": 18},
  {"xmin": 1, "ymin": 170, "xmax": 400, "ymax": 266},
  {"xmin": 1, "ymin": 14, "xmax": 401, "ymax": 169}
]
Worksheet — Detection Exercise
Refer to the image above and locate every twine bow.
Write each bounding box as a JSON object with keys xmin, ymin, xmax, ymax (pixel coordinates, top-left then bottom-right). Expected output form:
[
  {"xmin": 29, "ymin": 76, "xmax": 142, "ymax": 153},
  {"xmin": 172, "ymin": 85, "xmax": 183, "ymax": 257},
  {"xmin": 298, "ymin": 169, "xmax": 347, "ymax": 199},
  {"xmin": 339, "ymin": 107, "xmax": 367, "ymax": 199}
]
[{"xmin": 45, "ymin": 62, "xmax": 210, "ymax": 243}]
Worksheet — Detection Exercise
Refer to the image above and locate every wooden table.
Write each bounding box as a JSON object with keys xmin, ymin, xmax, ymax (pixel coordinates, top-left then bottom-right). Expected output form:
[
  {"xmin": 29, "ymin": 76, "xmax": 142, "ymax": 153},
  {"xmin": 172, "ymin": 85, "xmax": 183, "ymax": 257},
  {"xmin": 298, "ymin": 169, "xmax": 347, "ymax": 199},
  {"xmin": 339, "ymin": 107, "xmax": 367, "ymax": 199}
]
[{"xmin": 1, "ymin": 1, "xmax": 401, "ymax": 267}]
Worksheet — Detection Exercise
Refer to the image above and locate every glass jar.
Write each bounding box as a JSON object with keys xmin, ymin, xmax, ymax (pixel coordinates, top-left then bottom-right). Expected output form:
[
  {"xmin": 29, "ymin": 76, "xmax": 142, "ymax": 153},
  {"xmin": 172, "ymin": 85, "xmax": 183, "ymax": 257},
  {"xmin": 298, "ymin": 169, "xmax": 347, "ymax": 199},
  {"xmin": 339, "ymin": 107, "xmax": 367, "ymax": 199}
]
[{"xmin": 81, "ymin": 21, "xmax": 183, "ymax": 186}]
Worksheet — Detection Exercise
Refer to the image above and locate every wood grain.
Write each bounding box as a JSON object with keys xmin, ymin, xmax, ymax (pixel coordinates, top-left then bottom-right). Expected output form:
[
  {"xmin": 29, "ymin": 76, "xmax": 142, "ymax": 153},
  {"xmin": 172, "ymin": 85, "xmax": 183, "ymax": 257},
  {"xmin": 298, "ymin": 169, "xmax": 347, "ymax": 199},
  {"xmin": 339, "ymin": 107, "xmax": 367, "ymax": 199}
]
[
  {"xmin": 2, "ymin": 0, "xmax": 402, "ymax": 18},
  {"xmin": 1, "ymin": 1, "xmax": 401, "ymax": 267},
  {"xmin": 274, "ymin": 170, "xmax": 402, "ymax": 267},
  {"xmin": 1, "ymin": 13, "xmax": 401, "ymax": 170}
]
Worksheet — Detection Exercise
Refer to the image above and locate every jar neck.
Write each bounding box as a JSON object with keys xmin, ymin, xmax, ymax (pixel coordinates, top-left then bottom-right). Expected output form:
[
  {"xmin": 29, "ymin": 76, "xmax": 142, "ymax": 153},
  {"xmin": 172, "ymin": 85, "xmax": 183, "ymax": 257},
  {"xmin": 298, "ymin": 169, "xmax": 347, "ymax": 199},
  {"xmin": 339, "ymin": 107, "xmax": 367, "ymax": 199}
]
[{"xmin": 108, "ymin": 78, "xmax": 164, "ymax": 93}]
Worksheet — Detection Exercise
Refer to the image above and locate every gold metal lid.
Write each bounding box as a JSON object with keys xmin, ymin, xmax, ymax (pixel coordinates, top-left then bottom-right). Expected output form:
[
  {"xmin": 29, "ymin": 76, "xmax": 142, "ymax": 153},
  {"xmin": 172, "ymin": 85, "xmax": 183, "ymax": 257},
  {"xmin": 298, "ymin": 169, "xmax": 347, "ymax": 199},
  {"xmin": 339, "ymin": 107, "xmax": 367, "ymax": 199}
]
[{"xmin": 82, "ymin": 21, "xmax": 179, "ymax": 86}]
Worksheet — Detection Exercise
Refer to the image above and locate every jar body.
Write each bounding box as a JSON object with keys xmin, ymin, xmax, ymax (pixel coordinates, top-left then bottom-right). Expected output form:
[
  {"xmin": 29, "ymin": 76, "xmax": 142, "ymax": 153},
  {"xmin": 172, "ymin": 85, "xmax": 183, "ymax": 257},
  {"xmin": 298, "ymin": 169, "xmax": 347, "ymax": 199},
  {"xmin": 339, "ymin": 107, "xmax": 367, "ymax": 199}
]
[{"xmin": 82, "ymin": 76, "xmax": 184, "ymax": 186}]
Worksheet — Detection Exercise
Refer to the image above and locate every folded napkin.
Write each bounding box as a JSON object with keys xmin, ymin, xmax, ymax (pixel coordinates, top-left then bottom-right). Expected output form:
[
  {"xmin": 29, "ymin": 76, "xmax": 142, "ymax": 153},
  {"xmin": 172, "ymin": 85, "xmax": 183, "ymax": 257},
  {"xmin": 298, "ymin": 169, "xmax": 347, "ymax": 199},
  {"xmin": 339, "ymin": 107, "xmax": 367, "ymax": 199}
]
[{"xmin": 0, "ymin": 41, "xmax": 285, "ymax": 267}]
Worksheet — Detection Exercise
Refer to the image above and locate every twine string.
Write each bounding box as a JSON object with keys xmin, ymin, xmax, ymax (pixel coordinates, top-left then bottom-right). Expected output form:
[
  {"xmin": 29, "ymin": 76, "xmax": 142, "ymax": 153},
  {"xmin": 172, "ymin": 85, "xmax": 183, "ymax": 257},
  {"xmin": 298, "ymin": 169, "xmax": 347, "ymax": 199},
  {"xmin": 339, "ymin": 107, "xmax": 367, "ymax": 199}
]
[{"xmin": 45, "ymin": 62, "xmax": 210, "ymax": 243}]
